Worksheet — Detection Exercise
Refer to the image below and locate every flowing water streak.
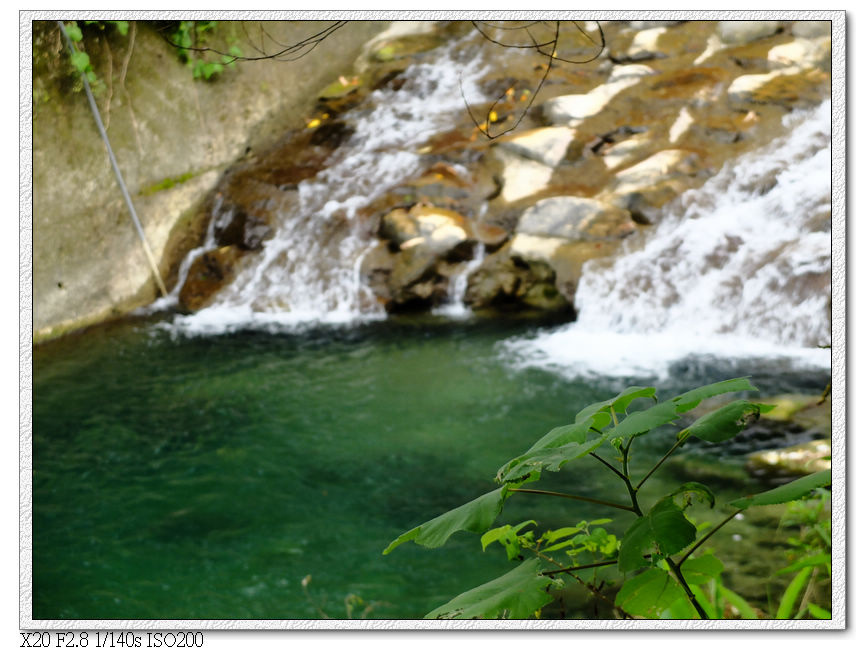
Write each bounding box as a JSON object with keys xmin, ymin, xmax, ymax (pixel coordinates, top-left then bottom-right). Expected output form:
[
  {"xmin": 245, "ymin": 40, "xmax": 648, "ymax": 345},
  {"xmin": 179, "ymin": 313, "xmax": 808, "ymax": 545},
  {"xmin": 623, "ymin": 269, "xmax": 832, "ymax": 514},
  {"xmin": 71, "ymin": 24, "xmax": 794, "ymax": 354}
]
[
  {"xmin": 504, "ymin": 101, "xmax": 832, "ymax": 379},
  {"xmin": 170, "ymin": 37, "xmax": 490, "ymax": 334}
]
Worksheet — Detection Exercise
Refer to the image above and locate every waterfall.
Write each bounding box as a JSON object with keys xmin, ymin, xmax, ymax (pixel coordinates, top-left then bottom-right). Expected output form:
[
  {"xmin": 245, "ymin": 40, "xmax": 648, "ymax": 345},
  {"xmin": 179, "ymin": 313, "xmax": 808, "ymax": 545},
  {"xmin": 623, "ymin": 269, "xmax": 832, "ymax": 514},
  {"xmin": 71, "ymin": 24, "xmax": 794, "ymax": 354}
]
[
  {"xmin": 169, "ymin": 36, "xmax": 489, "ymax": 335},
  {"xmin": 503, "ymin": 101, "xmax": 832, "ymax": 379}
]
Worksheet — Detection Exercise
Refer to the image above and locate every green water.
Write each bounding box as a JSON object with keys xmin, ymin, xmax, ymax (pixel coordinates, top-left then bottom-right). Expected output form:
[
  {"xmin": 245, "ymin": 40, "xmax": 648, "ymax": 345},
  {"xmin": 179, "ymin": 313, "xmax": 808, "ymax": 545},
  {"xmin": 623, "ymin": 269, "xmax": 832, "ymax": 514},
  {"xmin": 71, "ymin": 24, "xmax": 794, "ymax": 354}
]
[{"xmin": 32, "ymin": 317, "xmax": 829, "ymax": 620}]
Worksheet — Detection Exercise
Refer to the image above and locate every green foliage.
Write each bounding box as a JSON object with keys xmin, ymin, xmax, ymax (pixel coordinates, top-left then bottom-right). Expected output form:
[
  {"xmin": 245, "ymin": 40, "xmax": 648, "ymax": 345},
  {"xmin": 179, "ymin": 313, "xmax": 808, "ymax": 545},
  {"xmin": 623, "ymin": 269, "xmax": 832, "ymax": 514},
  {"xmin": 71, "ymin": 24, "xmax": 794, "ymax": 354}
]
[
  {"xmin": 169, "ymin": 21, "xmax": 244, "ymax": 81},
  {"xmin": 62, "ymin": 21, "xmax": 129, "ymax": 89},
  {"xmin": 384, "ymin": 378, "xmax": 832, "ymax": 620}
]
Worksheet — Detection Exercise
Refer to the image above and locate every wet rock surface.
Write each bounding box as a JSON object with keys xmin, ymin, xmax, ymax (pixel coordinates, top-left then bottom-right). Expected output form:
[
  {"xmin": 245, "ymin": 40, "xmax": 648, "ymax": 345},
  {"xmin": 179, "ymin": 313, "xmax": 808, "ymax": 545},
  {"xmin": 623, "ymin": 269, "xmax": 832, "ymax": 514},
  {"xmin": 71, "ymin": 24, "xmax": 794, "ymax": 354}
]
[{"xmin": 175, "ymin": 19, "xmax": 831, "ymax": 320}]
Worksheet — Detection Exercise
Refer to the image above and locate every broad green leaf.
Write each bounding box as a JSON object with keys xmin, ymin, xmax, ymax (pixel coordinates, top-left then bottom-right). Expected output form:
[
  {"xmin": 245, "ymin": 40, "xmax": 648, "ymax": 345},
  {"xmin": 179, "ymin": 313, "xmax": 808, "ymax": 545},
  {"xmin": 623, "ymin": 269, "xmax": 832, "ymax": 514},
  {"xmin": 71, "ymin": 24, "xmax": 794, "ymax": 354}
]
[
  {"xmin": 681, "ymin": 553, "xmax": 724, "ymax": 585},
  {"xmin": 718, "ymin": 585, "xmax": 759, "ymax": 619},
  {"xmin": 672, "ymin": 377, "xmax": 758, "ymax": 413},
  {"xmin": 497, "ymin": 435, "xmax": 608, "ymax": 483},
  {"xmin": 113, "ymin": 21, "xmax": 129, "ymax": 36},
  {"xmin": 776, "ymin": 566, "xmax": 812, "ymax": 619},
  {"xmin": 729, "ymin": 470, "xmax": 831, "ymax": 509},
  {"xmin": 777, "ymin": 553, "xmax": 831, "ymax": 575},
  {"xmin": 66, "ymin": 22, "xmax": 83, "ymax": 42},
  {"xmin": 608, "ymin": 399, "xmax": 681, "ymax": 442},
  {"xmin": 667, "ymin": 481, "xmax": 716, "ymax": 509},
  {"xmin": 616, "ymin": 567, "xmax": 685, "ymax": 618},
  {"xmin": 693, "ymin": 585, "xmax": 719, "ymax": 619},
  {"xmin": 525, "ymin": 422, "xmax": 592, "ymax": 453},
  {"xmin": 618, "ymin": 498, "xmax": 696, "ymax": 573},
  {"xmin": 807, "ymin": 602, "xmax": 831, "ymax": 619},
  {"xmin": 383, "ymin": 488, "xmax": 507, "ymax": 554},
  {"xmin": 682, "ymin": 400, "xmax": 763, "ymax": 443},
  {"xmin": 573, "ymin": 386, "xmax": 656, "ymax": 424},
  {"xmin": 425, "ymin": 559, "xmax": 559, "ymax": 619}
]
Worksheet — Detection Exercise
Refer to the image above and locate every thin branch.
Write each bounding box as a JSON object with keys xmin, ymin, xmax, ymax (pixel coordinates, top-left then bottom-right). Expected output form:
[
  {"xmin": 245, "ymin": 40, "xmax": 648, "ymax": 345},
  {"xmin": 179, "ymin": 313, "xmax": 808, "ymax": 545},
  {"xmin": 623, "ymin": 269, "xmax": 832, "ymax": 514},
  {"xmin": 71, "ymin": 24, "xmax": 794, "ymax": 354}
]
[
  {"xmin": 636, "ymin": 434, "xmax": 689, "ymax": 490},
  {"xmin": 590, "ymin": 452, "xmax": 629, "ymax": 482},
  {"xmin": 542, "ymin": 558, "xmax": 618, "ymax": 575},
  {"xmin": 507, "ymin": 488, "xmax": 635, "ymax": 513},
  {"xmin": 677, "ymin": 509, "xmax": 743, "ymax": 566},
  {"xmin": 668, "ymin": 558, "xmax": 709, "ymax": 619}
]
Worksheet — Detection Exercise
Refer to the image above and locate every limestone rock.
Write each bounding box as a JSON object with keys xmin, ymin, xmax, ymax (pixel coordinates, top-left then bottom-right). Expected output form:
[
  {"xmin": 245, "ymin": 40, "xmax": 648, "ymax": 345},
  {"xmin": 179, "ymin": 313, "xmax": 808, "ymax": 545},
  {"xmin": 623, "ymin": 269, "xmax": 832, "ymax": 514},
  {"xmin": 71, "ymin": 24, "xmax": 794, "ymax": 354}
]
[
  {"xmin": 767, "ymin": 38, "xmax": 831, "ymax": 70},
  {"xmin": 464, "ymin": 247, "xmax": 574, "ymax": 315},
  {"xmin": 543, "ymin": 64, "xmax": 654, "ymax": 126},
  {"xmin": 728, "ymin": 66, "xmax": 829, "ymax": 108},
  {"xmin": 493, "ymin": 148, "xmax": 553, "ymax": 203},
  {"xmin": 791, "ymin": 21, "xmax": 831, "ymax": 39},
  {"xmin": 497, "ymin": 126, "xmax": 576, "ymax": 168},
  {"xmin": 717, "ymin": 21, "xmax": 781, "ymax": 45},
  {"xmin": 516, "ymin": 196, "xmax": 634, "ymax": 241},
  {"xmin": 625, "ymin": 26, "xmax": 668, "ymax": 61}
]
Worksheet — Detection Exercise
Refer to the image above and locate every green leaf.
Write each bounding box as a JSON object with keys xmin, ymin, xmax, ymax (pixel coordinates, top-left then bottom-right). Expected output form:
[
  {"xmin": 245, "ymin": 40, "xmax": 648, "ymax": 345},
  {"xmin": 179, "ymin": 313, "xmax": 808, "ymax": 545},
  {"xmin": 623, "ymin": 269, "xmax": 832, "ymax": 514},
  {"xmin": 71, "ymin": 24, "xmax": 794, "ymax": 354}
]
[
  {"xmin": 777, "ymin": 553, "xmax": 831, "ymax": 575},
  {"xmin": 383, "ymin": 487, "xmax": 508, "ymax": 554},
  {"xmin": 717, "ymin": 585, "xmax": 759, "ymax": 619},
  {"xmin": 775, "ymin": 566, "xmax": 812, "ymax": 619},
  {"xmin": 807, "ymin": 602, "xmax": 831, "ymax": 619},
  {"xmin": 680, "ymin": 553, "xmax": 724, "ymax": 585},
  {"xmin": 608, "ymin": 399, "xmax": 681, "ymax": 442},
  {"xmin": 672, "ymin": 377, "xmax": 758, "ymax": 413},
  {"xmin": 425, "ymin": 559, "xmax": 559, "ymax": 619},
  {"xmin": 113, "ymin": 21, "xmax": 129, "ymax": 36},
  {"xmin": 682, "ymin": 400, "xmax": 763, "ymax": 443},
  {"xmin": 729, "ymin": 470, "xmax": 831, "ymax": 509},
  {"xmin": 496, "ymin": 436, "xmax": 608, "ymax": 483},
  {"xmin": 618, "ymin": 498, "xmax": 696, "ymax": 573},
  {"xmin": 667, "ymin": 481, "xmax": 716, "ymax": 509},
  {"xmin": 480, "ymin": 520, "xmax": 535, "ymax": 561},
  {"xmin": 70, "ymin": 50, "xmax": 90, "ymax": 74},
  {"xmin": 616, "ymin": 567, "xmax": 685, "ymax": 618},
  {"xmin": 65, "ymin": 22, "xmax": 83, "ymax": 42}
]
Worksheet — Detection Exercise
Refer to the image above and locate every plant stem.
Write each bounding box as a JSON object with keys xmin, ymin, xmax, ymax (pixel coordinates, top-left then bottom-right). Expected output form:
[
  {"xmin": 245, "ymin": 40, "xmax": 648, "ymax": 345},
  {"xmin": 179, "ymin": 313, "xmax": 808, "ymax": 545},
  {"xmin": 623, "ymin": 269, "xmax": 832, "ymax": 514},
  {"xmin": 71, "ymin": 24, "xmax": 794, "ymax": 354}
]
[
  {"xmin": 620, "ymin": 439, "xmax": 643, "ymax": 517},
  {"xmin": 678, "ymin": 509, "xmax": 742, "ymax": 565},
  {"xmin": 507, "ymin": 488, "xmax": 636, "ymax": 513},
  {"xmin": 542, "ymin": 559, "xmax": 619, "ymax": 575},
  {"xmin": 667, "ymin": 557, "xmax": 709, "ymax": 620},
  {"xmin": 636, "ymin": 433, "xmax": 689, "ymax": 490},
  {"xmin": 590, "ymin": 452, "xmax": 628, "ymax": 481}
]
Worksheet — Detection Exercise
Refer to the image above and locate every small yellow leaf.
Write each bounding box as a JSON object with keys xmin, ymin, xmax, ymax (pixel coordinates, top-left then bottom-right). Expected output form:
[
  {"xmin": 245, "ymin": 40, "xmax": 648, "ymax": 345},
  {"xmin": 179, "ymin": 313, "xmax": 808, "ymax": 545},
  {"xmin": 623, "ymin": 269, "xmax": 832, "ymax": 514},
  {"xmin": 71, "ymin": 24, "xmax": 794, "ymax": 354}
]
[
  {"xmin": 489, "ymin": 111, "xmax": 498, "ymax": 122},
  {"xmin": 306, "ymin": 118, "xmax": 321, "ymax": 129}
]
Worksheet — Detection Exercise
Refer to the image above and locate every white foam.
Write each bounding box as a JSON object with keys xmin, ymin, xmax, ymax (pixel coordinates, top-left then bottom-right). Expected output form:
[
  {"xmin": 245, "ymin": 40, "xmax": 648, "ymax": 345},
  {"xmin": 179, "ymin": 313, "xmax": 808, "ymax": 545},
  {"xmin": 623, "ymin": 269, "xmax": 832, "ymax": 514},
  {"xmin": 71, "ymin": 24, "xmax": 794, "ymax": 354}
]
[{"xmin": 504, "ymin": 101, "xmax": 832, "ymax": 379}]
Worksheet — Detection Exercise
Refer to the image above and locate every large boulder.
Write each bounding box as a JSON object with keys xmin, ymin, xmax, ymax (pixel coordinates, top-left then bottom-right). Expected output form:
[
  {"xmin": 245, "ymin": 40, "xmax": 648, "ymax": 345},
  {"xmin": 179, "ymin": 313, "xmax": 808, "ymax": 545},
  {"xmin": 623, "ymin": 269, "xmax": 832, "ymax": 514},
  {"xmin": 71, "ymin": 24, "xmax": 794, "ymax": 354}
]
[{"xmin": 516, "ymin": 196, "xmax": 634, "ymax": 241}]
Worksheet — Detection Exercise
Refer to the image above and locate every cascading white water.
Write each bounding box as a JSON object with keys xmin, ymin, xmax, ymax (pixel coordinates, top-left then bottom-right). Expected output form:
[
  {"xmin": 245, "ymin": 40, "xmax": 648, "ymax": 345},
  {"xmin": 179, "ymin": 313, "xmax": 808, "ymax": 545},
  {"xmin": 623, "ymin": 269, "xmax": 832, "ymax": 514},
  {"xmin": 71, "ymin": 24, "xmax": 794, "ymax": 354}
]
[
  {"xmin": 170, "ymin": 36, "xmax": 489, "ymax": 334},
  {"xmin": 503, "ymin": 101, "xmax": 832, "ymax": 379}
]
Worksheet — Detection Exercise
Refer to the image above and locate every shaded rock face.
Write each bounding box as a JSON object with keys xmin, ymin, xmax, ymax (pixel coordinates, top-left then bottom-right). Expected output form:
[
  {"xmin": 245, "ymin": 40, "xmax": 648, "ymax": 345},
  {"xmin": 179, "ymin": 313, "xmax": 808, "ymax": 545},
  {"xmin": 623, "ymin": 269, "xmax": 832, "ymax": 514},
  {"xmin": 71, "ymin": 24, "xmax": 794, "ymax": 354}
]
[{"xmin": 178, "ymin": 246, "xmax": 246, "ymax": 312}]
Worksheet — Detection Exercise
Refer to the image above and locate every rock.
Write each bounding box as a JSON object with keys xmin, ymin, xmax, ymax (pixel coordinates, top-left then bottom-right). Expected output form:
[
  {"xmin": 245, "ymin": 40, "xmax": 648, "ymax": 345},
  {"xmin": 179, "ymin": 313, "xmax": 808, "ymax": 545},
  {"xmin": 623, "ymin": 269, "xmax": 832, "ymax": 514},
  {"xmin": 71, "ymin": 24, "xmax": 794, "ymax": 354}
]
[
  {"xmin": 493, "ymin": 148, "xmax": 553, "ymax": 203},
  {"xmin": 767, "ymin": 38, "xmax": 831, "ymax": 70},
  {"xmin": 497, "ymin": 126, "xmax": 575, "ymax": 168},
  {"xmin": 727, "ymin": 66, "xmax": 829, "ymax": 108},
  {"xmin": 791, "ymin": 21, "xmax": 831, "ymax": 39},
  {"xmin": 366, "ymin": 204, "xmax": 474, "ymax": 311},
  {"xmin": 213, "ymin": 206, "xmax": 273, "ymax": 251},
  {"xmin": 516, "ymin": 196, "xmax": 634, "ymax": 241},
  {"xmin": 601, "ymin": 132, "xmax": 655, "ymax": 170},
  {"xmin": 543, "ymin": 64, "xmax": 654, "ymax": 126},
  {"xmin": 625, "ymin": 26, "xmax": 668, "ymax": 61},
  {"xmin": 745, "ymin": 439, "xmax": 831, "ymax": 481},
  {"xmin": 464, "ymin": 247, "xmax": 574, "ymax": 315},
  {"xmin": 717, "ymin": 21, "xmax": 782, "ymax": 45},
  {"xmin": 178, "ymin": 246, "xmax": 246, "ymax": 312},
  {"xmin": 628, "ymin": 21, "xmax": 683, "ymax": 30}
]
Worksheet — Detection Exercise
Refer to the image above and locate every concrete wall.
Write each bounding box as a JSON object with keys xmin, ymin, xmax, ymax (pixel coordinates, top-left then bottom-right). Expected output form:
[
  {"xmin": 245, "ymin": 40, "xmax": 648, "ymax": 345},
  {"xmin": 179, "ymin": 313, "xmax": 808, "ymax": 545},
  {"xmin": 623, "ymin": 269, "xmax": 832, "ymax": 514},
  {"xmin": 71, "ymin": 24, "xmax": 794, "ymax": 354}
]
[{"xmin": 31, "ymin": 20, "xmax": 389, "ymax": 342}]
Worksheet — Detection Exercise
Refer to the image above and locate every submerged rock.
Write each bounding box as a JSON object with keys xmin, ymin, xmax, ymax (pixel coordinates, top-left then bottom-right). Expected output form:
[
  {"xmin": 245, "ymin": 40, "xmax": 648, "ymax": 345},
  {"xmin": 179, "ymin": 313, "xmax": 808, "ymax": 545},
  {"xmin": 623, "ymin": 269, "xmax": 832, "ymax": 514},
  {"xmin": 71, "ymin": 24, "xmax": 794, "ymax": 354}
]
[
  {"xmin": 497, "ymin": 126, "xmax": 575, "ymax": 168},
  {"xmin": 746, "ymin": 439, "xmax": 830, "ymax": 481}
]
